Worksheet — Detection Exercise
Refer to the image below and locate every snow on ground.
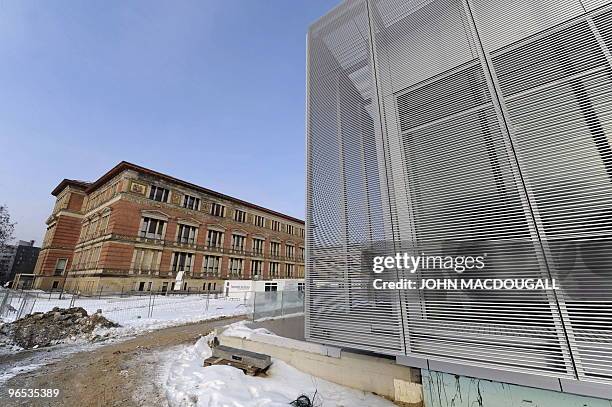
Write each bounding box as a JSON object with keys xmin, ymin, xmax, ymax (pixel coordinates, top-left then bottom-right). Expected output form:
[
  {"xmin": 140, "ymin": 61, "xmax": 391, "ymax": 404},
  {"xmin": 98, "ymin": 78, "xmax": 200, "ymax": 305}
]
[
  {"xmin": 94, "ymin": 297, "xmax": 249, "ymax": 339},
  {"xmin": 220, "ymin": 320, "xmax": 274, "ymax": 339},
  {"xmin": 162, "ymin": 328, "xmax": 394, "ymax": 407},
  {"xmin": 4, "ymin": 294, "xmax": 250, "ymax": 339},
  {"xmin": 0, "ymin": 362, "xmax": 46, "ymax": 384},
  {"xmin": 0, "ymin": 296, "xmax": 249, "ymax": 385}
]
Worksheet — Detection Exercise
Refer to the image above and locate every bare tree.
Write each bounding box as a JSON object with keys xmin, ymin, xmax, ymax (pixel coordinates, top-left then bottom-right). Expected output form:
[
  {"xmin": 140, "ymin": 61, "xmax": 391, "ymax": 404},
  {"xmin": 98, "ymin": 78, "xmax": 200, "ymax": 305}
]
[{"xmin": 0, "ymin": 205, "xmax": 15, "ymax": 249}]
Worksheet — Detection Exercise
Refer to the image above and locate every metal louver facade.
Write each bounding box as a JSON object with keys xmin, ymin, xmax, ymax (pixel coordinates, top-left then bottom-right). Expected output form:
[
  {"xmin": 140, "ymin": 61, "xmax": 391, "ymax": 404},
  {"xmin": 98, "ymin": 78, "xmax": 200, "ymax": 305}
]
[{"xmin": 306, "ymin": 0, "xmax": 612, "ymax": 397}]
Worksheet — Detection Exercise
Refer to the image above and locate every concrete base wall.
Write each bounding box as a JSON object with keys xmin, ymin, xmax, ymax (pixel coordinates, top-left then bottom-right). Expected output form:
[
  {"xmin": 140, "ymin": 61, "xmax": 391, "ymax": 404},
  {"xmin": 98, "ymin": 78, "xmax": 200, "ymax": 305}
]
[{"xmin": 217, "ymin": 328, "xmax": 423, "ymax": 406}]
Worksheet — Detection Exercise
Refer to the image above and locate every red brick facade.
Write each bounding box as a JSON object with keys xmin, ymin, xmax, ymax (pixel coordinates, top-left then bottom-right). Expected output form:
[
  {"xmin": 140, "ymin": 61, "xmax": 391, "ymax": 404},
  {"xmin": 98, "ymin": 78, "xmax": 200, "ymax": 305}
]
[{"xmin": 32, "ymin": 162, "xmax": 305, "ymax": 293}]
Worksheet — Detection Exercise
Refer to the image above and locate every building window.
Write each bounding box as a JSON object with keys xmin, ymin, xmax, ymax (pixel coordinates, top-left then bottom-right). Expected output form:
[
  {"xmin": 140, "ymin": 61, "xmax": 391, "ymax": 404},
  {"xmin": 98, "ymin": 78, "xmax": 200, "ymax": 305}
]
[
  {"xmin": 229, "ymin": 258, "xmax": 243, "ymax": 277},
  {"xmin": 297, "ymin": 265, "xmax": 305, "ymax": 278},
  {"xmin": 87, "ymin": 217, "xmax": 99, "ymax": 239},
  {"xmin": 285, "ymin": 263, "xmax": 294, "ymax": 278},
  {"xmin": 206, "ymin": 229, "xmax": 224, "ymax": 247},
  {"xmin": 286, "ymin": 244, "xmax": 295, "ymax": 259},
  {"xmin": 231, "ymin": 234, "xmax": 245, "ymax": 251},
  {"xmin": 264, "ymin": 282, "xmax": 278, "ymax": 292},
  {"xmin": 73, "ymin": 252, "xmax": 82, "ymax": 269},
  {"xmin": 251, "ymin": 260, "xmax": 263, "ymax": 278},
  {"xmin": 298, "ymin": 228, "xmax": 305, "ymax": 238},
  {"xmin": 54, "ymin": 258, "xmax": 68, "ymax": 276},
  {"xmin": 269, "ymin": 262, "xmax": 280, "ymax": 278},
  {"xmin": 100, "ymin": 213, "xmax": 110, "ymax": 234},
  {"xmin": 298, "ymin": 282, "xmax": 305, "ymax": 292},
  {"xmin": 252, "ymin": 238, "xmax": 264, "ymax": 255},
  {"xmin": 298, "ymin": 247, "xmax": 305, "ymax": 261},
  {"xmin": 271, "ymin": 220, "xmax": 281, "ymax": 231},
  {"xmin": 171, "ymin": 252, "xmax": 193, "ymax": 272},
  {"xmin": 203, "ymin": 255, "xmax": 221, "ymax": 275},
  {"xmin": 79, "ymin": 222, "xmax": 88, "ymax": 241},
  {"xmin": 253, "ymin": 215, "xmax": 265, "ymax": 227},
  {"xmin": 133, "ymin": 248, "xmax": 162, "ymax": 273},
  {"xmin": 149, "ymin": 185, "xmax": 170, "ymax": 203},
  {"xmin": 270, "ymin": 241, "xmax": 280, "ymax": 257},
  {"xmin": 183, "ymin": 195, "xmax": 200, "ymax": 210},
  {"xmin": 210, "ymin": 203, "xmax": 226, "ymax": 217},
  {"xmin": 234, "ymin": 209, "xmax": 246, "ymax": 223},
  {"xmin": 90, "ymin": 245, "xmax": 102, "ymax": 269},
  {"xmin": 286, "ymin": 224, "xmax": 295, "ymax": 235},
  {"xmin": 140, "ymin": 217, "xmax": 166, "ymax": 239},
  {"xmin": 177, "ymin": 224, "xmax": 197, "ymax": 244}
]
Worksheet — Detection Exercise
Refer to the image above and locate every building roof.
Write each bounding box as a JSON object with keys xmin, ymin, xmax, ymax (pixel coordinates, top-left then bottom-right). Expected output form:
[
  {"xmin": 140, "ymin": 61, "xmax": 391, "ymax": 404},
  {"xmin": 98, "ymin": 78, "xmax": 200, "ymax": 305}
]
[
  {"xmin": 51, "ymin": 161, "xmax": 304, "ymax": 224},
  {"xmin": 51, "ymin": 179, "xmax": 92, "ymax": 196}
]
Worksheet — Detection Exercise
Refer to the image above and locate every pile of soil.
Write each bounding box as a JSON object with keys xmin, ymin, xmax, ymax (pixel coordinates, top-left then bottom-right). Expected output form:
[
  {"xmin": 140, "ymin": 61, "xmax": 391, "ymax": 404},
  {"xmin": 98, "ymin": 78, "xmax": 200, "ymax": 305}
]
[{"xmin": 0, "ymin": 307, "xmax": 119, "ymax": 349}]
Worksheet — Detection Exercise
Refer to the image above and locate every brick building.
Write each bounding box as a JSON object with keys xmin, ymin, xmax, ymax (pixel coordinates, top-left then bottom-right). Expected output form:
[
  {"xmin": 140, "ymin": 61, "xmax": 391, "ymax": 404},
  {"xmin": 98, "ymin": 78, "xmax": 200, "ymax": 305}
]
[{"xmin": 31, "ymin": 161, "xmax": 305, "ymax": 293}]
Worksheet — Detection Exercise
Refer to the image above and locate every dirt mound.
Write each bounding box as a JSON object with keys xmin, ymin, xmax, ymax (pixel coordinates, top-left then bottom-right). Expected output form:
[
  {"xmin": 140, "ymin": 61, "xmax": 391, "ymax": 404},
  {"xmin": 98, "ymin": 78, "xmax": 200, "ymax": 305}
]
[{"xmin": 0, "ymin": 307, "xmax": 119, "ymax": 349}]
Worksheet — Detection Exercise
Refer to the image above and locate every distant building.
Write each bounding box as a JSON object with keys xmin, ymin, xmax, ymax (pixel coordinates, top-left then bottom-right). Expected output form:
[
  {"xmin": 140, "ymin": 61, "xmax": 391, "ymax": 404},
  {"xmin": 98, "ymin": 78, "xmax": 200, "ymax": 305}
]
[
  {"xmin": 31, "ymin": 161, "xmax": 305, "ymax": 294},
  {"xmin": 1, "ymin": 240, "xmax": 40, "ymax": 286}
]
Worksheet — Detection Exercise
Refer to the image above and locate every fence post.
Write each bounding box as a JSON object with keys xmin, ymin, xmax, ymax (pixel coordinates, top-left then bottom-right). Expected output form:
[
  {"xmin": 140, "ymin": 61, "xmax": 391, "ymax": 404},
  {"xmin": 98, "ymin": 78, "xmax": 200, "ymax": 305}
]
[
  {"xmin": 280, "ymin": 290, "xmax": 284, "ymax": 317},
  {"xmin": 206, "ymin": 293, "xmax": 210, "ymax": 312},
  {"xmin": 147, "ymin": 290, "xmax": 153, "ymax": 318},
  {"xmin": 98, "ymin": 286, "xmax": 103, "ymax": 300},
  {"xmin": 252, "ymin": 291, "xmax": 256, "ymax": 321},
  {"xmin": 16, "ymin": 297, "xmax": 25, "ymax": 319},
  {"xmin": 0, "ymin": 290, "xmax": 9, "ymax": 316},
  {"xmin": 30, "ymin": 298, "xmax": 36, "ymax": 317}
]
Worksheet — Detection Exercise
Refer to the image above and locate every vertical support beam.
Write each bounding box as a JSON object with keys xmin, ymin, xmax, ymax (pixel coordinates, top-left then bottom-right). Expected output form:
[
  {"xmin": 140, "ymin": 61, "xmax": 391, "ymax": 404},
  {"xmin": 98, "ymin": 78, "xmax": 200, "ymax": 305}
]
[
  {"xmin": 365, "ymin": 0, "xmax": 408, "ymax": 354},
  {"xmin": 460, "ymin": 0, "xmax": 580, "ymax": 380}
]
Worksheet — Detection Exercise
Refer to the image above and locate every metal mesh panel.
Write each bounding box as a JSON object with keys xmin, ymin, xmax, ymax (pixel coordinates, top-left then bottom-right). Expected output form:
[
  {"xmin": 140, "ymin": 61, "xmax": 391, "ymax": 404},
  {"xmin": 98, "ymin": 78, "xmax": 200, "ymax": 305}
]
[
  {"xmin": 307, "ymin": 0, "xmax": 612, "ymax": 390},
  {"xmin": 477, "ymin": 3, "xmax": 612, "ymax": 383},
  {"xmin": 306, "ymin": 0, "xmax": 404, "ymax": 353},
  {"xmin": 371, "ymin": 0, "xmax": 574, "ymax": 378}
]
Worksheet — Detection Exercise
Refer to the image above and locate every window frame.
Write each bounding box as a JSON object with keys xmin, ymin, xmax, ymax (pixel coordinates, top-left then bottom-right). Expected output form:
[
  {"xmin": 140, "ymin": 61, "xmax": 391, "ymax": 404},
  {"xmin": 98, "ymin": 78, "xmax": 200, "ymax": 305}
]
[
  {"xmin": 229, "ymin": 257, "xmax": 244, "ymax": 276},
  {"xmin": 140, "ymin": 217, "xmax": 166, "ymax": 240},
  {"xmin": 54, "ymin": 258, "xmax": 68, "ymax": 276},
  {"xmin": 177, "ymin": 223, "xmax": 197, "ymax": 244},
  {"xmin": 210, "ymin": 202, "xmax": 226, "ymax": 217},
  {"xmin": 182, "ymin": 194, "xmax": 201, "ymax": 210},
  {"xmin": 234, "ymin": 209, "xmax": 246, "ymax": 223},
  {"xmin": 171, "ymin": 252, "xmax": 193, "ymax": 273},
  {"xmin": 149, "ymin": 185, "xmax": 170, "ymax": 203},
  {"xmin": 203, "ymin": 255, "xmax": 221, "ymax": 275}
]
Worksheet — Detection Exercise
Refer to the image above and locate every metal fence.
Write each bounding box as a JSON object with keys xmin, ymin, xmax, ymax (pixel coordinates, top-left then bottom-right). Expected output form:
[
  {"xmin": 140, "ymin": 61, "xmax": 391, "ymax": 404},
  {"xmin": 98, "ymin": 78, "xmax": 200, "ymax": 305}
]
[
  {"xmin": 0, "ymin": 288, "xmax": 37, "ymax": 321},
  {"xmin": 0, "ymin": 288, "xmax": 304, "ymax": 325}
]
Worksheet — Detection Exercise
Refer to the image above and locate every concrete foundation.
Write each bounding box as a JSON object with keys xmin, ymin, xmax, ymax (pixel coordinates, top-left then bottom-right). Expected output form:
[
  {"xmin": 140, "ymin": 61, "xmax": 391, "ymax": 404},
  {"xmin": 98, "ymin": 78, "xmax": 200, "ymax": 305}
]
[{"xmin": 216, "ymin": 323, "xmax": 423, "ymax": 406}]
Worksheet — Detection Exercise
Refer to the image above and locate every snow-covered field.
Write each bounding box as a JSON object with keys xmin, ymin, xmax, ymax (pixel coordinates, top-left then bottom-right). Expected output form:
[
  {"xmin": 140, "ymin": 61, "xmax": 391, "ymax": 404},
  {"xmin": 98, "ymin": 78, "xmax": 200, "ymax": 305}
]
[
  {"xmin": 162, "ymin": 323, "xmax": 394, "ymax": 407},
  {"xmin": 5, "ymin": 294, "xmax": 249, "ymax": 338}
]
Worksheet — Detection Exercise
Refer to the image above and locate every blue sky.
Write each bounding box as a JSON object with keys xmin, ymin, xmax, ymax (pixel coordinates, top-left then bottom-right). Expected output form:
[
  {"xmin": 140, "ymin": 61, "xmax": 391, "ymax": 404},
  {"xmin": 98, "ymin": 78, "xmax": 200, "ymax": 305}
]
[{"xmin": 0, "ymin": 0, "xmax": 338, "ymax": 243}]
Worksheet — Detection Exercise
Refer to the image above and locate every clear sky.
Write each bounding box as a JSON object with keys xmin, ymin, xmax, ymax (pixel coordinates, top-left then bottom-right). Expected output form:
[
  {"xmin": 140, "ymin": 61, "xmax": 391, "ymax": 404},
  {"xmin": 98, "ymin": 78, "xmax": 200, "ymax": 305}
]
[{"xmin": 0, "ymin": 0, "xmax": 338, "ymax": 243}]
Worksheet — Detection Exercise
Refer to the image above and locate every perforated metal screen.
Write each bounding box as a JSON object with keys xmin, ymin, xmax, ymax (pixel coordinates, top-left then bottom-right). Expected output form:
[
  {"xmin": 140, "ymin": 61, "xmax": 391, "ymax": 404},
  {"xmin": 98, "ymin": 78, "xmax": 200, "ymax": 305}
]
[{"xmin": 306, "ymin": 0, "xmax": 612, "ymax": 390}]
